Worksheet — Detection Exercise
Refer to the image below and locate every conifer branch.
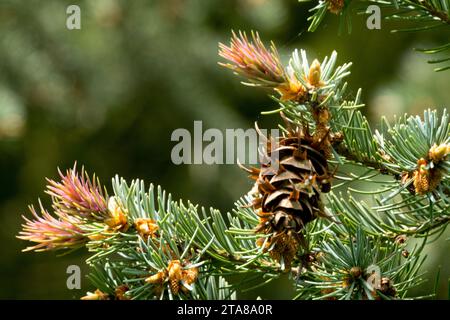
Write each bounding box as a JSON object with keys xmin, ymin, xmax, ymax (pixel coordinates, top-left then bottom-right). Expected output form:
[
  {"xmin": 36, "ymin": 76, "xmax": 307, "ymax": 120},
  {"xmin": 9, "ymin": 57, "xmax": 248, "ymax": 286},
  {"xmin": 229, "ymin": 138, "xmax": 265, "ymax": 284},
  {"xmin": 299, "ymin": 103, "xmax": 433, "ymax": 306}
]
[
  {"xmin": 299, "ymin": 0, "xmax": 450, "ymax": 71},
  {"xmin": 16, "ymin": 30, "xmax": 449, "ymax": 300}
]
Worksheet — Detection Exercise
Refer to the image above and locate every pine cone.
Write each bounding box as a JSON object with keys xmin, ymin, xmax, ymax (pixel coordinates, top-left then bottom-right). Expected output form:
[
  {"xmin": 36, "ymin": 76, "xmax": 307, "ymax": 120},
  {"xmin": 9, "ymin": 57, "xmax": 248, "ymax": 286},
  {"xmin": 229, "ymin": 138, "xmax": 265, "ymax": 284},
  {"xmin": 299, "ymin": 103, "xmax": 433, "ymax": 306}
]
[{"xmin": 245, "ymin": 124, "xmax": 332, "ymax": 269}]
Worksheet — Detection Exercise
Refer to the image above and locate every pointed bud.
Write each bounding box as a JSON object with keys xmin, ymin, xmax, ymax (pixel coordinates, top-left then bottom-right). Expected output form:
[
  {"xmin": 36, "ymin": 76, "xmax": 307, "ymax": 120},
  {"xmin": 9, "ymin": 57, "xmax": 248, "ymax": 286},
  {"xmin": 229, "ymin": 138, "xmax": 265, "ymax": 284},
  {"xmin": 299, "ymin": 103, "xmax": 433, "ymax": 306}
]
[{"xmin": 307, "ymin": 59, "xmax": 323, "ymax": 87}]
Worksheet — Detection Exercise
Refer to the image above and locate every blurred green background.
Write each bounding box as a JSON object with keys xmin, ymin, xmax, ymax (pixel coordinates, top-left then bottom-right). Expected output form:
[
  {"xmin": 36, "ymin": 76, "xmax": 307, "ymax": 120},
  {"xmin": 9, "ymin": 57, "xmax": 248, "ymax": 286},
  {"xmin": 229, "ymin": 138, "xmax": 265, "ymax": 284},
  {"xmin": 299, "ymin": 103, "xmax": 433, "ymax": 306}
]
[{"xmin": 0, "ymin": 0, "xmax": 448, "ymax": 299}]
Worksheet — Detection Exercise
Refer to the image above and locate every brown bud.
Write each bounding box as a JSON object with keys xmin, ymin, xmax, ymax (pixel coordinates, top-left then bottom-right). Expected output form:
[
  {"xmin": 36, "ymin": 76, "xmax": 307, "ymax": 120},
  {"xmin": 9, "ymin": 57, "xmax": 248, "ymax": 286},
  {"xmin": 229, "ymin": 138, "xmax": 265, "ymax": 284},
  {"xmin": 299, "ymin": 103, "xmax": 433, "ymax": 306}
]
[
  {"xmin": 395, "ymin": 234, "xmax": 407, "ymax": 244},
  {"xmin": 402, "ymin": 249, "xmax": 409, "ymax": 258},
  {"xmin": 349, "ymin": 266, "xmax": 362, "ymax": 279},
  {"xmin": 327, "ymin": 0, "xmax": 345, "ymax": 14}
]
